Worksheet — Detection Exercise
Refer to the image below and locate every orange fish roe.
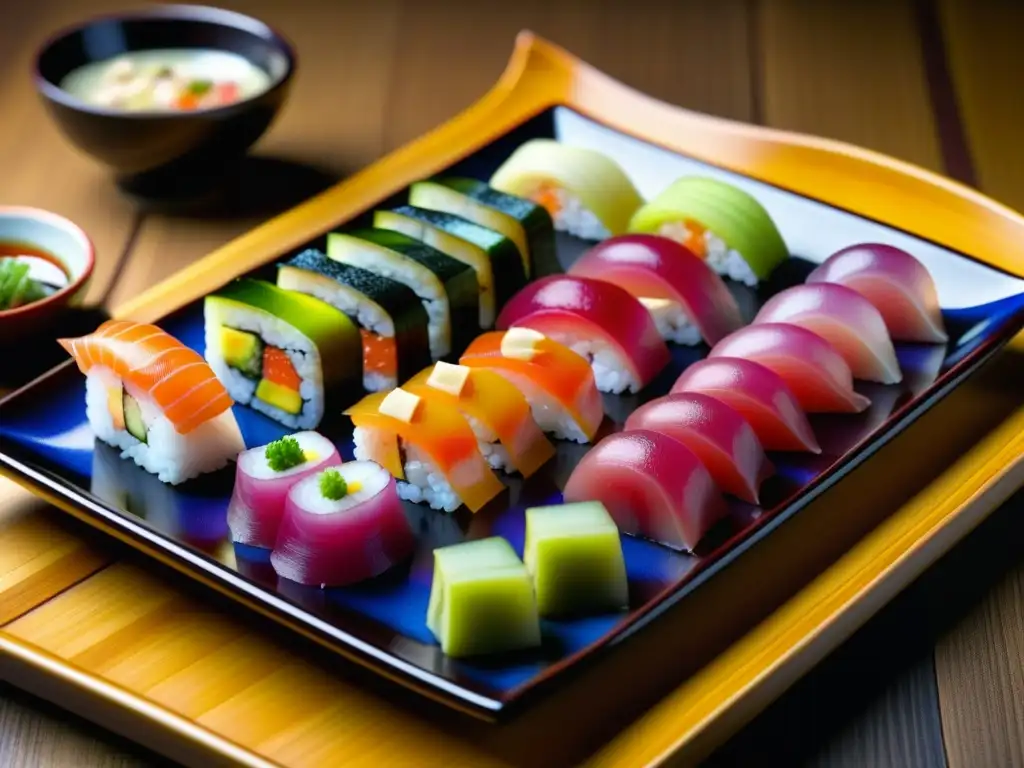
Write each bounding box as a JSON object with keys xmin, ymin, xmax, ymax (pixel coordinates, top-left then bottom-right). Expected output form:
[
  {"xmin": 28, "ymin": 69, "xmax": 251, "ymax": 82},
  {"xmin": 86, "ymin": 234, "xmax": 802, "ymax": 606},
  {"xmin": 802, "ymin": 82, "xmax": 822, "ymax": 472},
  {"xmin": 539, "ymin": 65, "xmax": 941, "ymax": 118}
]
[
  {"xmin": 682, "ymin": 219, "xmax": 708, "ymax": 258},
  {"xmin": 359, "ymin": 329, "xmax": 398, "ymax": 378},
  {"xmin": 262, "ymin": 346, "xmax": 301, "ymax": 391},
  {"xmin": 532, "ymin": 184, "xmax": 563, "ymax": 216}
]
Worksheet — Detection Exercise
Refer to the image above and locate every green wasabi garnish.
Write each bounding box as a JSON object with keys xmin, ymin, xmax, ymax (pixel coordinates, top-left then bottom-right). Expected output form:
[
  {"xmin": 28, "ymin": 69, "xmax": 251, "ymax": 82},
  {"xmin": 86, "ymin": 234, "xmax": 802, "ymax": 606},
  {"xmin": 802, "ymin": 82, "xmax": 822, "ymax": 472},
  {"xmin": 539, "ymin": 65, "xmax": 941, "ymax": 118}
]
[
  {"xmin": 319, "ymin": 468, "xmax": 348, "ymax": 501},
  {"xmin": 265, "ymin": 436, "xmax": 307, "ymax": 472}
]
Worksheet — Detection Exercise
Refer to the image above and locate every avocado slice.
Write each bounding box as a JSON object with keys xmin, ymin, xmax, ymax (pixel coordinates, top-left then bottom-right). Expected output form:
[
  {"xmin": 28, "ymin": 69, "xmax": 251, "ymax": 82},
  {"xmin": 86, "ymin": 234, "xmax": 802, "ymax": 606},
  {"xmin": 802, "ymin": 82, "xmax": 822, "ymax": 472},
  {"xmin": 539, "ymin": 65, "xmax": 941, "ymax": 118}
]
[
  {"xmin": 255, "ymin": 379, "xmax": 303, "ymax": 415},
  {"xmin": 221, "ymin": 326, "xmax": 263, "ymax": 379},
  {"xmin": 123, "ymin": 391, "xmax": 147, "ymax": 443}
]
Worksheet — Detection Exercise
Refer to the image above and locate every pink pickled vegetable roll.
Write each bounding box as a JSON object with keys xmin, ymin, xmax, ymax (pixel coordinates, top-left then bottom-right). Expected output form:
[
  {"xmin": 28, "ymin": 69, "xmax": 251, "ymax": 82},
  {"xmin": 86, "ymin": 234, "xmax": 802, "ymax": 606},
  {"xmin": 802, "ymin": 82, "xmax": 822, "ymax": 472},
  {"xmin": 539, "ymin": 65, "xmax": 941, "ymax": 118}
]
[
  {"xmin": 270, "ymin": 461, "xmax": 415, "ymax": 587},
  {"xmin": 754, "ymin": 283, "xmax": 902, "ymax": 384},
  {"xmin": 624, "ymin": 393, "xmax": 774, "ymax": 504},
  {"xmin": 227, "ymin": 432, "xmax": 342, "ymax": 548},
  {"xmin": 806, "ymin": 243, "xmax": 948, "ymax": 343},
  {"xmin": 709, "ymin": 323, "xmax": 870, "ymax": 414},
  {"xmin": 496, "ymin": 274, "xmax": 670, "ymax": 394},
  {"xmin": 568, "ymin": 234, "xmax": 744, "ymax": 346},
  {"xmin": 563, "ymin": 429, "xmax": 728, "ymax": 552},
  {"xmin": 672, "ymin": 358, "xmax": 821, "ymax": 454}
]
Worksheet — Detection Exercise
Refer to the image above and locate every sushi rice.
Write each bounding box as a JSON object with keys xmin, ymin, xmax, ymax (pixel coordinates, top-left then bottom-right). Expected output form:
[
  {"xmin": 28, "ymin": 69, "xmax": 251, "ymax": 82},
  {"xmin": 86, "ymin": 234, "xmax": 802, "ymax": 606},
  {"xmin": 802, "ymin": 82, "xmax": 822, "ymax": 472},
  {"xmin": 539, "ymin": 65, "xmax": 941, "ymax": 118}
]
[
  {"xmin": 289, "ymin": 459, "xmax": 390, "ymax": 515},
  {"xmin": 659, "ymin": 222, "xmax": 758, "ymax": 287},
  {"xmin": 544, "ymin": 188, "xmax": 610, "ymax": 241},
  {"xmin": 205, "ymin": 302, "xmax": 323, "ymax": 430},
  {"xmin": 85, "ymin": 366, "xmax": 243, "ymax": 485},
  {"xmin": 480, "ymin": 370, "xmax": 590, "ymax": 443},
  {"xmin": 640, "ymin": 298, "xmax": 704, "ymax": 346},
  {"xmin": 352, "ymin": 428, "xmax": 463, "ymax": 513},
  {"xmin": 464, "ymin": 413, "xmax": 512, "ymax": 472},
  {"xmin": 566, "ymin": 338, "xmax": 640, "ymax": 396}
]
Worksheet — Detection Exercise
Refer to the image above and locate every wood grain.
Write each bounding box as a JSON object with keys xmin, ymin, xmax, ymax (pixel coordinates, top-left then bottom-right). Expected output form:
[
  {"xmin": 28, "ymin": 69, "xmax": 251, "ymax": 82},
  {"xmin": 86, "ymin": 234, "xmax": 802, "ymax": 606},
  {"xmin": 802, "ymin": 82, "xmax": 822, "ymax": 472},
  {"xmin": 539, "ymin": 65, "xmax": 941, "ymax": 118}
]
[
  {"xmin": 937, "ymin": 0, "xmax": 1024, "ymax": 212},
  {"xmin": 758, "ymin": 0, "xmax": 943, "ymax": 171}
]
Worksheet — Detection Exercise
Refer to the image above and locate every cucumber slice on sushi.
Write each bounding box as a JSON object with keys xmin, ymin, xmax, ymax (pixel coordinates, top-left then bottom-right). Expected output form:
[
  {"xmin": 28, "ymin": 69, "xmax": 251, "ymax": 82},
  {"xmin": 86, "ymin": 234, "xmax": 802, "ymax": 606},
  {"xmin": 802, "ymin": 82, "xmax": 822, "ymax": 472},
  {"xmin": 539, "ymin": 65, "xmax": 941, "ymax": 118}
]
[
  {"xmin": 277, "ymin": 248, "xmax": 432, "ymax": 392},
  {"xmin": 489, "ymin": 139, "xmax": 644, "ymax": 240},
  {"xmin": 408, "ymin": 178, "xmax": 556, "ymax": 278},
  {"xmin": 373, "ymin": 206, "xmax": 526, "ymax": 327},
  {"xmin": 327, "ymin": 229, "xmax": 479, "ymax": 359},
  {"xmin": 627, "ymin": 176, "xmax": 789, "ymax": 285},
  {"xmin": 204, "ymin": 278, "xmax": 363, "ymax": 430}
]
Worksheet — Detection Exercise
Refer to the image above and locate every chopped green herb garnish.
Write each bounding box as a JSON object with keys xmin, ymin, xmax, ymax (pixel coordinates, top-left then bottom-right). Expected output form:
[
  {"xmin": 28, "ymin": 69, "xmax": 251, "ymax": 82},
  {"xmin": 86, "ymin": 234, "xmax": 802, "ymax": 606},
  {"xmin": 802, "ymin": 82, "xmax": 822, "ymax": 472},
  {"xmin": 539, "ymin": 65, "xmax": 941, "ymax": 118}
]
[
  {"xmin": 187, "ymin": 79, "xmax": 213, "ymax": 96},
  {"xmin": 0, "ymin": 258, "xmax": 46, "ymax": 310},
  {"xmin": 265, "ymin": 436, "xmax": 307, "ymax": 472},
  {"xmin": 319, "ymin": 468, "xmax": 348, "ymax": 501}
]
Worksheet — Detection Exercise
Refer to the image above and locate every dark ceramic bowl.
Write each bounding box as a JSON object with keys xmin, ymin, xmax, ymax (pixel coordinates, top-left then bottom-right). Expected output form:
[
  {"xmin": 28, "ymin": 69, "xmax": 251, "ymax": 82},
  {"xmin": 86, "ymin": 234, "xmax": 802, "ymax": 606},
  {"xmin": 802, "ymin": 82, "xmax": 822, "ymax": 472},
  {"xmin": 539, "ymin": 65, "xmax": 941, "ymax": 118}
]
[{"xmin": 33, "ymin": 5, "xmax": 296, "ymax": 198}]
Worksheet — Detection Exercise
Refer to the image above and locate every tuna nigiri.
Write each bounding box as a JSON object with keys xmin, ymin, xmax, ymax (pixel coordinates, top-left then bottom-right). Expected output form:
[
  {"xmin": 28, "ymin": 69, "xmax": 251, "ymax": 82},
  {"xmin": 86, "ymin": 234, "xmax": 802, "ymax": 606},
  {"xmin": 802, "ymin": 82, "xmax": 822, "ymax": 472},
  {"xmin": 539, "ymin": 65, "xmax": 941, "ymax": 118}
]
[
  {"xmin": 404, "ymin": 362, "xmax": 555, "ymax": 478},
  {"xmin": 709, "ymin": 323, "xmax": 871, "ymax": 413},
  {"xmin": 753, "ymin": 283, "xmax": 902, "ymax": 384},
  {"xmin": 59, "ymin": 319, "xmax": 245, "ymax": 484},
  {"xmin": 562, "ymin": 429, "xmax": 728, "ymax": 552},
  {"xmin": 270, "ymin": 462, "xmax": 415, "ymax": 587},
  {"xmin": 568, "ymin": 234, "xmax": 744, "ymax": 346},
  {"xmin": 671, "ymin": 357, "xmax": 821, "ymax": 453},
  {"xmin": 806, "ymin": 243, "xmax": 948, "ymax": 343},
  {"xmin": 345, "ymin": 387, "xmax": 505, "ymax": 513},
  {"xmin": 496, "ymin": 274, "xmax": 671, "ymax": 394},
  {"xmin": 624, "ymin": 393, "xmax": 774, "ymax": 504},
  {"xmin": 459, "ymin": 329, "xmax": 604, "ymax": 443}
]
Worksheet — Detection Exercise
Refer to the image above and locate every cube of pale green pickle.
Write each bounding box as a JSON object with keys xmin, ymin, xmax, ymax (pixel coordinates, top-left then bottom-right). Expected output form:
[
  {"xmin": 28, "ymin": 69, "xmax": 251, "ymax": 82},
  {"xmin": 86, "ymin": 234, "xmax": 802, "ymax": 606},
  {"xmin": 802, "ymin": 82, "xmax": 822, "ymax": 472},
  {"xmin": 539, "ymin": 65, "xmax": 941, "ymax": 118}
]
[
  {"xmin": 426, "ymin": 537, "xmax": 542, "ymax": 657},
  {"xmin": 523, "ymin": 501, "xmax": 629, "ymax": 617}
]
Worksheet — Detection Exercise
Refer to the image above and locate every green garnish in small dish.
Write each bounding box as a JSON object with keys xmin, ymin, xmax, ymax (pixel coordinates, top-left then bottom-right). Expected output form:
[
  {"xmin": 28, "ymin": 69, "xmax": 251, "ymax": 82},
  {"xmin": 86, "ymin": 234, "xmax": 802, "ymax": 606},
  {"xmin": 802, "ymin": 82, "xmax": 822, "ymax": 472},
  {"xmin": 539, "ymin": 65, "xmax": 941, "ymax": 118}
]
[
  {"xmin": 319, "ymin": 468, "xmax": 348, "ymax": 501},
  {"xmin": 265, "ymin": 436, "xmax": 307, "ymax": 472},
  {"xmin": 0, "ymin": 258, "xmax": 48, "ymax": 310}
]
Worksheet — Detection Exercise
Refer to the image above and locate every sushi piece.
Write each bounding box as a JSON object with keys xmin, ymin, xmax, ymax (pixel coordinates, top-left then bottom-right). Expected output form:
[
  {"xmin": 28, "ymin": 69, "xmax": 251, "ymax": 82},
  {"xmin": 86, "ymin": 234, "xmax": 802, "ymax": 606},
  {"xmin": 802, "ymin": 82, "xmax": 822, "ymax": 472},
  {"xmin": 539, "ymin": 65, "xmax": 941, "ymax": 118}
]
[
  {"xmin": 523, "ymin": 501, "xmax": 628, "ymax": 618},
  {"xmin": 345, "ymin": 387, "xmax": 505, "ymax": 513},
  {"xmin": 409, "ymin": 178, "xmax": 554, "ymax": 278},
  {"xmin": 496, "ymin": 275, "xmax": 671, "ymax": 394},
  {"xmin": 277, "ymin": 249, "xmax": 431, "ymax": 392},
  {"xmin": 709, "ymin": 323, "xmax": 871, "ymax": 414},
  {"xmin": 373, "ymin": 206, "xmax": 527, "ymax": 327},
  {"xmin": 806, "ymin": 243, "xmax": 948, "ymax": 343},
  {"xmin": 326, "ymin": 229, "xmax": 479, "ymax": 359},
  {"xmin": 459, "ymin": 329, "xmax": 604, "ymax": 443},
  {"xmin": 426, "ymin": 537, "xmax": 542, "ymax": 657},
  {"xmin": 753, "ymin": 283, "xmax": 902, "ymax": 384},
  {"xmin": 562, "ymin": 429, "xmax": 728, "ymax": 552},
  {"xmin": 205, "ymin": 278, "xmax": 363, "ymax": 430},
  {"xmin": 59, "ymin": 319, "xmax": 245, "ymax": 485},
  {"xmin": 627, "ymin": 176, "xmax": 789, "ymax": 286},
  {"xmin": 489, "ymin": 139, "xmax": 644, "ymax": 240},
  {"xmin": 227, "ymin": 432, "xmax": 342, "ymax": 548},
  {"xmin": 567, "ymin": 234, "xmax": 744, "ymax": 346},
  {"xmin": 671, "ymin": 358, "xmax": 821, "ymax": 453},
  {"xmin": 403, "ymin": 361, "xmax": 555, "ymax": 477},
  {"xmin": 624, "ymin": 393, "xmax": 774, "ymax": 504},
  {"xmin": 270, "ymin": 462, "xmax": 415, "ymax": 587}
]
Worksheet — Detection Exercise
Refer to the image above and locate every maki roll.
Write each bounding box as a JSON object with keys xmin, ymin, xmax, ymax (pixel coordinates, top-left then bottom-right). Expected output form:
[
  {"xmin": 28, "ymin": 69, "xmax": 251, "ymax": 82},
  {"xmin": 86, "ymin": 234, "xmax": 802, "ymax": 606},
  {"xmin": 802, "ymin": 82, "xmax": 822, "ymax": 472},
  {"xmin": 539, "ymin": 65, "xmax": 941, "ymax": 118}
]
[
  {"xmin": 409, "ymin": 178, "xmax": 555, "ymax": 278},
  {"xmin": 227, "ymin": 432, "xmax": 342, "ymax": 548},
  {"xmin": 327, "ymin": 229, "xmax": 478, "ymax": 360},
  {"xmin": 373, "ymin": 206, "xmax": 527, "ymax": 327},
  {"xmin": 277, "ymin": 248, "xmax": 432, "ymax": 392},
  {"xmin": 628, "ymin": 176, "xmax": 789, "ymax": 286},
  {"xmin": 489, "ymin": 139, "xmax": 644, "ymax": 240},
  {"xmin": 59, "ymin": 319, "xmax": 245, "ymax": 485},
  {"xmin": 345, "ymin": 387, "xmax": 505, "ymax": 513},
  {"xmin": 205, "ymin": 278, "xmax": 363, "ymax": 429},
  {"xmin": 270, "ymin": 462, "xmax": 415, "ymax": 587}
]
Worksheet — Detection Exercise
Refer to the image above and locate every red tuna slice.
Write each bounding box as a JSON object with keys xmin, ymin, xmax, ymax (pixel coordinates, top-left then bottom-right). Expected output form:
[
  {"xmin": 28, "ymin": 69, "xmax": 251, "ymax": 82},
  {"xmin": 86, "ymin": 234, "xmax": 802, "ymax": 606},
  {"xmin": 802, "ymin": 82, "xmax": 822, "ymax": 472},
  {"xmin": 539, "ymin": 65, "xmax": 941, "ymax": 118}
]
[
  {"xmin": 562, "ymin": 429, "xmax": 728, "ymax": 552},
  {"xmin": 754, "ymin": 283, "xmax": 902, "ymax": 384},
  {"xmin": 708, "ymin": 323, "xmax": 871, "ymax": 414},
  {"xmin": 568, "ymin": 234, "xmax": 744, "ymax": 346},
  {"xmin": 671, "ymin": 357, "xmax": 821, "ymax": 454},
  {"xmin": 496, "ymin": 274, "xmax": 671, "ymax": 394},
  {"xmin": 624, "ymin": 392, "xmax": 774, "ymax": 504},
  {"xmin": 806, "ymin": 243, "xmax": 948, "ymax": 344}
]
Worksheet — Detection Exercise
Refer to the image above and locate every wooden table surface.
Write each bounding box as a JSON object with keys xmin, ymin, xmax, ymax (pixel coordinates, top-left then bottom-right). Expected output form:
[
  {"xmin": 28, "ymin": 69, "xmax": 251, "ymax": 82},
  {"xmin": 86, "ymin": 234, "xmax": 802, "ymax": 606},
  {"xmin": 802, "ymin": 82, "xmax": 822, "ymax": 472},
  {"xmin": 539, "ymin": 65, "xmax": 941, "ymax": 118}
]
[{"xmin": 1, "ymin": 0, "xmax": 1022, "ymax": 765}]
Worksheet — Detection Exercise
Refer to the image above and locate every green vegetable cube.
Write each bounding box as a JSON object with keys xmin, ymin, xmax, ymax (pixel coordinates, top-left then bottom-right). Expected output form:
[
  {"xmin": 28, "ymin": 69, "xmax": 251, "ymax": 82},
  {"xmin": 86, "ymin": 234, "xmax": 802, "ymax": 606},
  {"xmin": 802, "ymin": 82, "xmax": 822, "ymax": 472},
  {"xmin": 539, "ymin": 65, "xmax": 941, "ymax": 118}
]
[
  {"xmin": 524, "ymin": 502, "xmax": 629, "ymax": 617},
  {"xmin": 426, "ymin": 537, "xmax": 541, "ymax": 658}
]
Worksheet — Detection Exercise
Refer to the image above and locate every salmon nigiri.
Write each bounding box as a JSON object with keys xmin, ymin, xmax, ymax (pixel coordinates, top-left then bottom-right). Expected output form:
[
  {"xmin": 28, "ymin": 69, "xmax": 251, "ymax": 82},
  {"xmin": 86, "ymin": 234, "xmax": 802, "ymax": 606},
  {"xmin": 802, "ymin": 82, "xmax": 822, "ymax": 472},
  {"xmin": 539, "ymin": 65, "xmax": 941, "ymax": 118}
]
[
  {"xmin": 459, "ymin": 329, "xmax": 605, "ymax": 443},
  {"xmin": 624, "ymin": 393, "xmax": 774, "ymax": 504},
  {"xmin": 345, "ymin": 387, "xmax": 505, "ymax": 513},
  {"xmin": 708, "ymin": 323, "xmax": 871, "ymax": 413},
  {"xmin": 806, "ymin": 243, "xmax": 948, "ymax": 343},
  {"xmin": 59, "ymin": 319, "xmax": 245, "ymax": 484},
  {"xmin": 404, "ymin": 362, "xmax": 555, "ymax": 478},
  {"xmin": 496, "ymin": 274, "xmax": 671, "ymax": 394},
  {"xmin": 753, "ymin": 283, "xmax": 902, "ymax": 384},
  {"xmin": 563, "ymin": 429, "xmax": 728, "ymax": 552},
  {"xmin": 672, "ymin": 357, "xmax": 821, "ymax": 454}
]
